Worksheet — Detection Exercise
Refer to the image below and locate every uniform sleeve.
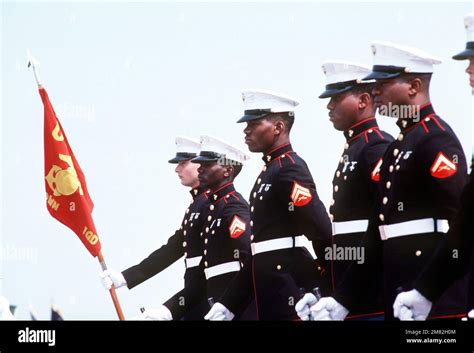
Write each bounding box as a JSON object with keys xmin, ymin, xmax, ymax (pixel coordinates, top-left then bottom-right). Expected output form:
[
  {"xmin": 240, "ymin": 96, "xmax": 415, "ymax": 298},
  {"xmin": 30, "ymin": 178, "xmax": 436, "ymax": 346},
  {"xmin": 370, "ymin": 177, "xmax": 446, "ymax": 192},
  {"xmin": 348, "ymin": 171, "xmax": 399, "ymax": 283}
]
[
  {"xmin": 417, "ymin": 132, "xmax": 468, "ymax": 220},
  {"xmin": 359, "ymin": 140, "xmax": 391, "ymax": 195},
  {"xmin": 222, "ymin": 202, "xmax": 251, "ymax": 264},
  {"xmin": 217, "ymin": 203, "xmax": 253, "ymax": 314},
  {"xmin": 273, "ymin": 163, "xmax": 332, "ymax": 267},
  {"xmin": 163, "ymin": 266, "xmax": 207, "ymax": 319},
  {"xmin": 122, "ymin": 228, "xmax": 184, "ymax": 289},
  {"xmin": 415, "ymin": 172, "xmax": 474, "ymax": 301},
  {"xmin": 334, "ymin": 213, "xmax": 384, "ymax": 310},
  {"xmin": 219, "ymin": 255, "xmax": 254, "ymax": 314}
]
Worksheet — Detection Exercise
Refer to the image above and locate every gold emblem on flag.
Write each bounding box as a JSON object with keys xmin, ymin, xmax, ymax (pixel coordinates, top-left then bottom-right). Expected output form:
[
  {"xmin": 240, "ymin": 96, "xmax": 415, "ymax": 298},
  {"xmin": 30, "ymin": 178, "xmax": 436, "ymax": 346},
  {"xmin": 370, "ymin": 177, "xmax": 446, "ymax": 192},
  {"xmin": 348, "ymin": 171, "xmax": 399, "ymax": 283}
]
[{"xmin": 45, "ymin": 154, "xmax": 84, "ymax": 196}]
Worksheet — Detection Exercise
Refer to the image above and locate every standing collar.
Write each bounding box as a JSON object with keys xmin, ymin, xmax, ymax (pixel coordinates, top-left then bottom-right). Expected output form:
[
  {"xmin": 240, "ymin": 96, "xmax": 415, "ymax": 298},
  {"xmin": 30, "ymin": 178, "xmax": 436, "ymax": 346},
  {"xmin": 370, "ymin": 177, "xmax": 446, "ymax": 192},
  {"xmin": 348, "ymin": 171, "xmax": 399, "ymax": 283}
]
[
  {"xmin": 396, "ymin": 103, "xmax": 435, "ymax": 132},
  {"xmin": 206, "ymin": 182, "xmax": 236, "ymax": 202},
  {"xmin": 343, "ymin": 117, "xmax": 378, "ymax": 142},
  {"xmin": 262, "ymin": 143, "xmax": 293, "ymax": 164},
  {"xmin": 190, "ymin": 186, "xmax": 208, "ymax": 200}
]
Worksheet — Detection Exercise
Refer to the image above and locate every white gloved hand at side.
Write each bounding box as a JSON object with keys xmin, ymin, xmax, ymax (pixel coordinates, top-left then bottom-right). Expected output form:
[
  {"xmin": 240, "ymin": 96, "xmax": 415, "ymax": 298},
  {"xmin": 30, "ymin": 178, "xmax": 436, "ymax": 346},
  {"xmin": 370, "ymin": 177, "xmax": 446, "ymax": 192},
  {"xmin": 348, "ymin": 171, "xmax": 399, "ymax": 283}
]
[
  {"xmin": 99, "ymin": 269, "xmax": 127, "ymax": 290},
  {"xmin": 295, "ymin": 293, "xmax": 319, "ymax": 321},
  {"xmin": 204, "ymin": 303, "xmax": 234, "ymax": 321},
  {"xmin": 393, "ymin": 289, "xmax": 432, "ymax": 321},
  {"xmin": 310, "ymin": 297, "xmax": 349, "ymax": 321}
]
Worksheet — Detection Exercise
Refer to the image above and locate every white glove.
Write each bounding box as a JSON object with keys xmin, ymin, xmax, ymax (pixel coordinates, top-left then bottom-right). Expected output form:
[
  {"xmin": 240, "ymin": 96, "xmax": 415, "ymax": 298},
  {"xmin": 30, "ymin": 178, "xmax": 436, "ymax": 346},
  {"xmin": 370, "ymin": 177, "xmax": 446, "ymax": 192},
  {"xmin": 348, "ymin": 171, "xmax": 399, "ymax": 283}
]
[
  {"xmin": 468, "ymin": 309, "xmax": 474, "ymax": 319},
  {"xmin": 136, "ymin": 305, "xmax": 173, "ymax": 321},
  {"xmin": 310, "ymin": 297, "xmax": 349, "ymax": 321},
  {"xmin": 393, "ymin": 289, "xmax": 432, "ymax": 321},
  {"xmin": 204, "ymin": 303, "xmax": 234, "ymax": 321},
  {"xmin": 295, "ymin": 293, "xmax": 319, "ymax": 321},
  {"xmin": 99, "ymin": 269, "xmax": 127, "ymax": 290}
]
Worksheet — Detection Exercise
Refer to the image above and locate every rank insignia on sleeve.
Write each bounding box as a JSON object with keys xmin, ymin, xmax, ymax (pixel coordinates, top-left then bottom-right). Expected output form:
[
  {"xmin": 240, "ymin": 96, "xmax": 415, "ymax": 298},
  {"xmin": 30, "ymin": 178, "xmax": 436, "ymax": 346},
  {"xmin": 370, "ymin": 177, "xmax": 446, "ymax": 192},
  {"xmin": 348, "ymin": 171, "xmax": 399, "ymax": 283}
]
[
  {"xmin": 371, "ymin": 158, "xmax": 383, "ymax": 182},
  {"xmin": 290, "ymin": 181, "xmax": 312, "ymax": 207},
  {"xmin": 430, "ymin": 152, "xmax": 457, "ymax": 179},
  {"xmin": 229, "ymin": 215, "xmax": 246, "ymax": 238}
]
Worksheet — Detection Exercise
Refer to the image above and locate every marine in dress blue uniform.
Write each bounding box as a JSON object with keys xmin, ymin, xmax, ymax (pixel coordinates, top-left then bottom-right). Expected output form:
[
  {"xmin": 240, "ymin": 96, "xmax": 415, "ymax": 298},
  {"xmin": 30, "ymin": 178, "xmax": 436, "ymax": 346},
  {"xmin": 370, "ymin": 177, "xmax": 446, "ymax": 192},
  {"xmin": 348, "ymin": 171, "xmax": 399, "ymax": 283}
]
[
  {"xmin": 394, "ymin": 14, "xmax": 474, "ymax": 320},
  {"xmin": 335, "ymin": 42, "xmax": 469, "ymax": 320},
  {"xmin": 319, "ymin": 61, "xmax": 394, "ymax": 319},
  {"xmin": 206, "ymin": 90, "xmax": 332, "ymax": 320},
  {"xmin": 100, "ymin": 136, "xmax": 211, "ymax": 320},
  {"xmin": 166, "ymin": 135, "xmax": 255, "ymax": 320}
]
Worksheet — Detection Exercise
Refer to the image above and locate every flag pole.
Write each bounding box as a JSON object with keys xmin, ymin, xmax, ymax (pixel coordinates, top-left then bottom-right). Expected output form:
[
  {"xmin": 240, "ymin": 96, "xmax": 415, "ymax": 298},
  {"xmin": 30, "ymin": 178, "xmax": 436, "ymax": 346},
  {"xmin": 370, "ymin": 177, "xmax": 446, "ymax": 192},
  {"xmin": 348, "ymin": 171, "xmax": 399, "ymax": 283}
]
[
  {"xmin": 97, "ymin": 251, "xmax": 125, "ymax": 320},
  {"xmin": 28, "ymin": 51, "xmax": 125, "ymax": 321}
]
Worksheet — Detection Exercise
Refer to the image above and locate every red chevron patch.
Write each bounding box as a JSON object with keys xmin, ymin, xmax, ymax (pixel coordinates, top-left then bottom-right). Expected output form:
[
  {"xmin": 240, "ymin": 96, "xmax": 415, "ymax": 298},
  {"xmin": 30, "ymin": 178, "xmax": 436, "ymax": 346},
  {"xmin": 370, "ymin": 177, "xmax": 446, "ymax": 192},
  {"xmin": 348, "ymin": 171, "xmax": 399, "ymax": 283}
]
[
  {"xmin": 371, "ymin": 158, "xmax": 383, "ymax": 182},
  {"xmin": 430, "ymin": 152, "xmax": 457, "ymax": 179},
  {"xmin": 229, "ymin": 215, "xmax": 246, "ymax": 238},
  {"xmin": 290, "ymin": 181, "xmax": 312, "ymax": 207}
]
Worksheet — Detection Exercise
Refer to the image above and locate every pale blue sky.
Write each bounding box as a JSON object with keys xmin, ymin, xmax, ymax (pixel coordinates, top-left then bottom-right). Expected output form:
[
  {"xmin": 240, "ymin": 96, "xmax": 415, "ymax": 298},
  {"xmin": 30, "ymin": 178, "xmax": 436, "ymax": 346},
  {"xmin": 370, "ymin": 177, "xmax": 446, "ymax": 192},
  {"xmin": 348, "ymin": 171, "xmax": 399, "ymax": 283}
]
[{"xmin": 1, "ymin": 0, "xmax": 472, "ymax": 319}]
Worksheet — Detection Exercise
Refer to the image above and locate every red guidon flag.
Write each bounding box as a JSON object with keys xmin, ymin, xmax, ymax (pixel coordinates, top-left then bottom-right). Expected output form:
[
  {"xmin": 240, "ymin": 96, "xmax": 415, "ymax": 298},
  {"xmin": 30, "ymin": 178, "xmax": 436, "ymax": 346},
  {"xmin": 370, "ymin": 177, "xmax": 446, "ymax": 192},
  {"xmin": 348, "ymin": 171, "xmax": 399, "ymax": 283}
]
[{"xmin": 40, "ymin": 87, "xmax": 101, "ymax": 257}]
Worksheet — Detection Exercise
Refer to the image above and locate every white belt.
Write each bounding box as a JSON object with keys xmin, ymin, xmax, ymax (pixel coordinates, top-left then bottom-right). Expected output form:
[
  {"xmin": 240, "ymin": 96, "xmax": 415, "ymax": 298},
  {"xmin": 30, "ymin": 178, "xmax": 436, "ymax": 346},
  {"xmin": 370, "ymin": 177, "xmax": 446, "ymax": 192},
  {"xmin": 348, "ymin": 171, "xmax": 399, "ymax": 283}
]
[
  {"xmin": 185, "ymin": 256, "xmax": 202, "ymax": 269},
  {"xmin": 332, "ymin": 219, "xmax": 369, "ymax": 236},
  {"xmin": 379, "ymin": 218, "xmax": 449, "ymax": 241},
  {"xmin": 251, "ymin": 235, "xmax": 306, "ymax": 256},
  {"xmin": 204, "ymin": 261, "xmax": 240, "ymax": 280}
]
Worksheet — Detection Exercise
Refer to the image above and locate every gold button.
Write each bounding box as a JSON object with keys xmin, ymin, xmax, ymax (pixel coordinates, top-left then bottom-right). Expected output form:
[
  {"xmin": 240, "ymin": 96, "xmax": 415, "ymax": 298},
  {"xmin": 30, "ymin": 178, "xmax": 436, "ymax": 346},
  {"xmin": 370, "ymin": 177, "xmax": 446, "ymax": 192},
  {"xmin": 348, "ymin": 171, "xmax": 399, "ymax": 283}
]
[
  {"xmin": 184, "ymin": 252, "xmax": 187, "ymax": 258},
  {"xmin": 348, "ymin": 129, "xmax": 354, "ymax": 137},
  {"xmin": 182, "ymin": 241, "xmax": 187, "ymax": 247},
  {"xmin": 183, "ymin": 230, "xmax": 187, "ymax": 236},
  {"xmin": 389, "ymin": 165, "xmax": 394, "ymax": 173},
  {"xmin": 250, "ymin": 220, "xmax": 254, "ymax": 227},
  {"xmin": 204, "ymin": 238, "xmax": 208, "ymax": 244},
  {"xmin": 398, "ymin": 134, "xmax": 404, "ymax": 141},
  {"xmin": 257, "ymin": 178, "xmax": 261, "ymax": 184},
  {"xmin": 186, "ymin": 208, "xmax": 190, "ymax": 214},
  {"xmin": 379, "ymin": 214, "xmax": 385, "ymax": 222},
  {"xmin": 334, "ymin": 185, "xmax": 339, "ymax": 192},
  {"xmin": 386, "ymin": 181, "xmax": 391, "ymax": 189},
  {"xmin": 336, "ymin": 171, "xmax": 341, "ymax": 178},
  {"xmin": 206, "ymin": 227, "xmax": 209, "ymax": 233},
  {"xmin": 396, "ymin": 165, "xmax": 400, "ymax": 171},
  {"xmin": 184, "ymin": 220, "xmax": 188, "ymax": 225},
  {"xmin": 204, "ymin": 250, "xmax": 207, "ymax": 255},
  {"xmin": 190, "ymin": 223, "xmax": 193, "ymax": 227},
  {"xmin": 281, "ymin": 154, "xmax": 285, "ymax": 158},
  {"xmin": 368, "ymin": 129, "xmax": 373, "ymax": 133},
  {"xmin": 331, "ymin": 199, "xmax": 335, "ymax": 206},
  {"xmin": 383, "ymin": 197, "xmax": 388, "ymax": 205},
  {"xmin": 339, "ymin": 157, "xmax": 344, "ymax": 164},
  {"xmin": 210, "ymin": 205, "xmax": 214, "ymax": 211},
  {"xmin": 200, "ymin": 232, "xmax": 203, "ymax": 236},
  {"xmin": 262, "ymin": 166, "xmax": 267, "ymax": 172},
  {"xmin": 208, "ymin": 215, "xmax": 212, "ymax": 221},
  {"xmin": 344, "ymin": 143, "xmax": 349, "ymax": 150},
  {"xmin": 250, "ymin": 235, "xmax": 254, "ymax": 241},
  {"xmin": 204, "ymin": 261, "xmax": 208, "ymax": 267},
  {"xmin": 425, "ymin": 117, "xmax": 430, "ymax": 122},
  {"xmin": 211, "ymin": 230, "xmax": 215, "ymax": 235},
  {"xmin": 393, "ymin": 149, "xmax": 399, "ymax": 157},
  {"xmin": 251, "ymin": 206, "xmax": 254, "ymax": 212},
  {"xmin": 415, "ymin": 250, "xmax": 422, "ymax": 256},
  {"xmin": 276, "ymin": 265, "xmax": 282, "ymax": 270},
  {"xmin": 343, "ymin": 175, "xmax": 347, "ymax": 180},
  {"xmin": 253, "ymin": 192, "xmax": 257, "ymax": 198},
  {"xmin": 259, "ymin": 196, "xmax": 263, "ymax": 200}
]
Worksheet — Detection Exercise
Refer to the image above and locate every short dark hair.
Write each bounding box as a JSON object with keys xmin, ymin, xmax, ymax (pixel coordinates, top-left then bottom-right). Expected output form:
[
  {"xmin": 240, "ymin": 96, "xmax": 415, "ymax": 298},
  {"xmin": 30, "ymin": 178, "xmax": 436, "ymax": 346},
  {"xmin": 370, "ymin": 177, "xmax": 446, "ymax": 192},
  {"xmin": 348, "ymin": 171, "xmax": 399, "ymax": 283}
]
[
  {"xmin": 266, "ymin": 112, "xmax": 295, "ymax": 132},
  {"xmin": 349, "ymin": 83, "xmax": 375, "ymax": 100},
  {"xmin": 400, "ymin": 73, "xmax": 432, "ymax": 87},
  {"xmin": 231, "ymin": 163, "xmax": 243, "ymax": 179}
]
